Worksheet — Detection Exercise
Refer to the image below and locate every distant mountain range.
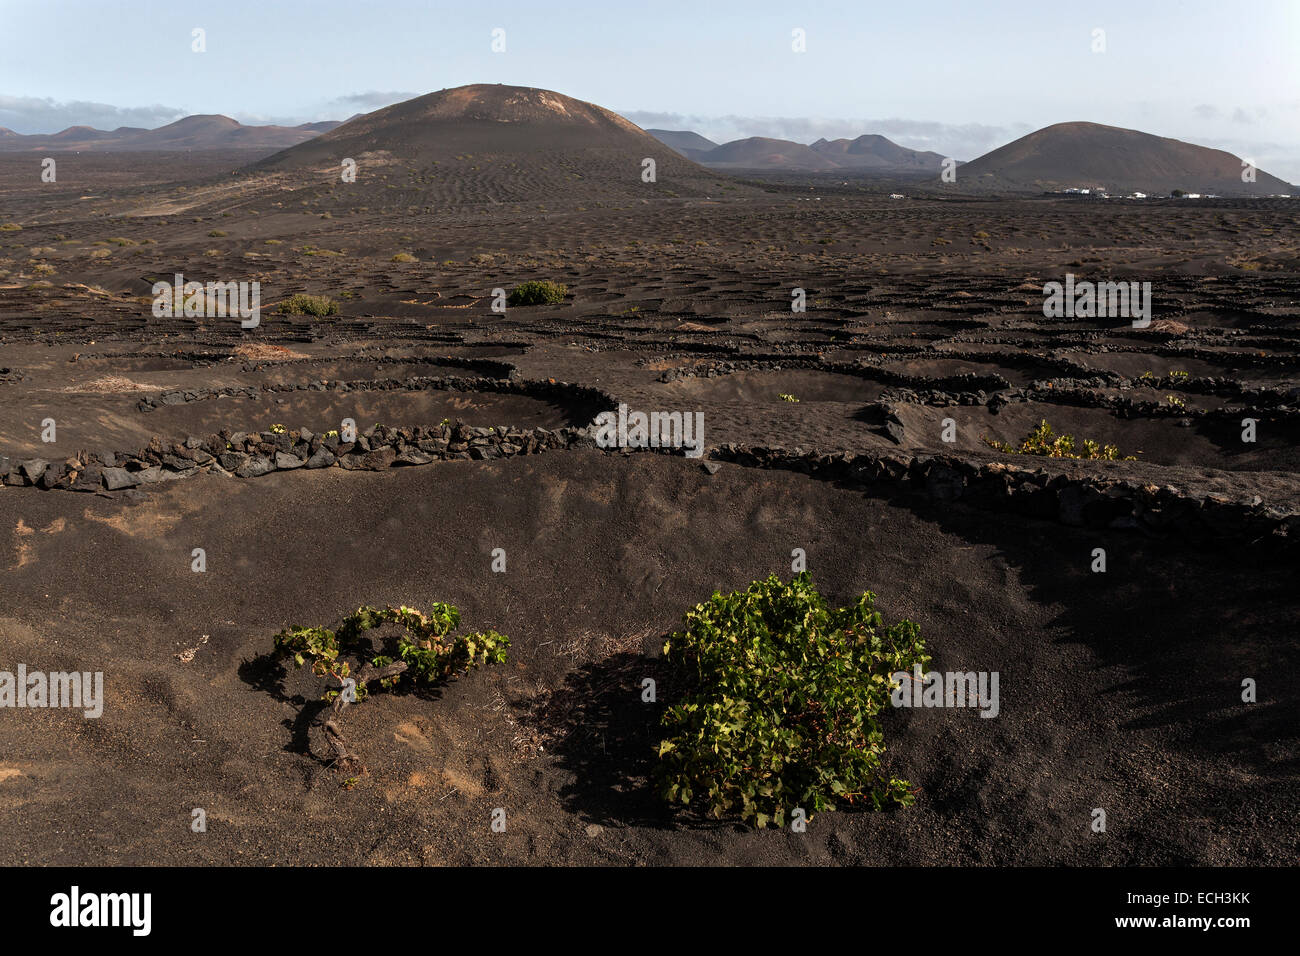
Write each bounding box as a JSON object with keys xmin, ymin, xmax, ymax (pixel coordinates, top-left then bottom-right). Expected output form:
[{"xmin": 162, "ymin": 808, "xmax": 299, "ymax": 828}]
[
  {"xmin": 648, "ymin": 121, "xmax": 1293, "ymax": 194},
  {"xmin": 645, "ymin": 129, "xmax": 718, "ymax": 153},
  {"xmin": 648, "ymin": 129, "xmax": 950, "ymax": 174},
  {"xmin": 2, "ymin": 94, "xmax": 1292, "ymax": 197},
  {"xmin": 810, "ymin": 134, "xmax": 949, "ymax": 172},
  {"xmin": 0, "ymin": 114, "xmax": 344, "ymax": 151}
]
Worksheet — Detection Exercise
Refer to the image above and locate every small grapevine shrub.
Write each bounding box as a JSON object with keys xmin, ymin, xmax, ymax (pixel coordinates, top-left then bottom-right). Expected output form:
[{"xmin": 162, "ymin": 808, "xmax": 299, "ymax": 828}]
[
  {"xmin": 276, "ymin": 293, "xmax": 338, "ymax": 316},
  {"xmin": 506, "ymin": 280, "xmax": 567, "ymax": 306},
  {"xmin": 654, "ymin": 573, "xmax": 929, "ymax": 828},
  {"xmin": 983, "ymin": 418, "xmax": 1136, "ymax": 461},
  {"xmin": 274, "ymin": 602, "xmax": 509, "ymax": 702}
]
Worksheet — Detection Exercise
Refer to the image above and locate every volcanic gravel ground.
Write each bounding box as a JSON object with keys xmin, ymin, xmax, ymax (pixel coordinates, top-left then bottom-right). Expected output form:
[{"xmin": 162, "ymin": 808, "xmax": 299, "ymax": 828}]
[{"xmin": 0, "ymin": 154, "xmax": 1296, "ymax": 864}]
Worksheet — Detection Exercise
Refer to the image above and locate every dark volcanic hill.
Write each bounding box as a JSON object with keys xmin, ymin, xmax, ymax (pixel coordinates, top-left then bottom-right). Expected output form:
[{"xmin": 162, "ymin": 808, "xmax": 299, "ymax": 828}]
[
  {"xmin": 252, "ymin": 84, "xmax": 724, "ymax": 202},
  {"xmin": 810, "ymin": 134, "xmax": 948, "ymax": 173},
  {"xmin": 695, "ymin": 136, "xmax": 840, "ymax": 170},
  {"xmin": 48, "ymin": 124, "xmax": 114, "ymax": 143},
  {"xmin": 0, "ymin": 115, "xmax": 341, "ymax": 151},
  {"xmin": 647, "ymin": 129, "xmax": 719, "ymax": 154},
  {"xmin": 961, "ymin": 122, "xmax": 1295, "ymax": 195},
  {"xmin": 678, "ymin": 132, "xmax": 951, "ymax": 175}
]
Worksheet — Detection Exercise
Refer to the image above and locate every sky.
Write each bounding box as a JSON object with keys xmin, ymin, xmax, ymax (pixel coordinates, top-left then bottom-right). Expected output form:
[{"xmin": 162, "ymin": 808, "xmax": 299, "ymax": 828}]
[{"xmin": 1, "ymin": 0, "xmax": 1297, "ymax": 180}]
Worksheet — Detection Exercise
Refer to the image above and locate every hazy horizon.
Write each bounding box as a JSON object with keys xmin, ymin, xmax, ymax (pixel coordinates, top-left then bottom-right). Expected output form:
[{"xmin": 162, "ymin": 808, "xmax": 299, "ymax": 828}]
[{"xmin": 1, "ymin": 0, "xmax": 1296, "ymax": 179}]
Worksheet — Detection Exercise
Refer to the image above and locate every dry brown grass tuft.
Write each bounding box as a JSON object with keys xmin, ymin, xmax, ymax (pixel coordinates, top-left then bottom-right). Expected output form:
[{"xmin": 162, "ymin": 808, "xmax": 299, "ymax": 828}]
[
  {"xmin": 232, "ymin": 343, "xmax": 308, "ymax": 361},
  {"xmin": 66, "ymin": 376, "xmax": 167, "ymax": 393}
]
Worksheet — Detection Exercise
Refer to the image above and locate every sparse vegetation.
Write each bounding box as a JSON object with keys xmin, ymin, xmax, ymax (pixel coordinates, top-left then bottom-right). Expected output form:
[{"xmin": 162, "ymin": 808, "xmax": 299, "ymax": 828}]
[
  {"xmin": 655, "ymin": 573, "xmax": 929, "ymax": 828},
  {"xmin": 273, "ymin": 602, "xmax": 509, "ymax": 771},
  {"xmin": 276, "ymin": 293, "xmax": 338, "ymax": 317},
  {"xmin": 207, "ymin": 230, "xmax": 227, "ymax": 238},
  {"xmin": 0, "ymin": 223, "xmax": 22, "ymax": 232},
  {"xmin": 390, "ymin": 252, "xmax": 417, "ymax": 263},
  {"xmin": 507, "ymin": 280, "xmax": 568, "ymax": 306},
  {"xmin": 779, "ymin": 393, "xmax": 799, "ymax": 403},
  {"xmin": 983, "ymin": 419, "xmax": 1137, "ymax": 461}
]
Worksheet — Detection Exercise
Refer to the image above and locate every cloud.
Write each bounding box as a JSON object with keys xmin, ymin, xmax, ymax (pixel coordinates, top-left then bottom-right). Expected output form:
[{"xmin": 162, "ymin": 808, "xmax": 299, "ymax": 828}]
[
  {"xmin": 617, "ymin": 110, "xmax": 1024, "ymax": 161},
  {"xmin": 0, "ymin": 95, "xmax": 186, "ymax": 134},
  {"xmin": 1193, "ymin": 104, "xmax": 1218, "ymax": 120},
  {"xmin": 326, "ymin": 91, "xmax": 419, "ymax": 110}
]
